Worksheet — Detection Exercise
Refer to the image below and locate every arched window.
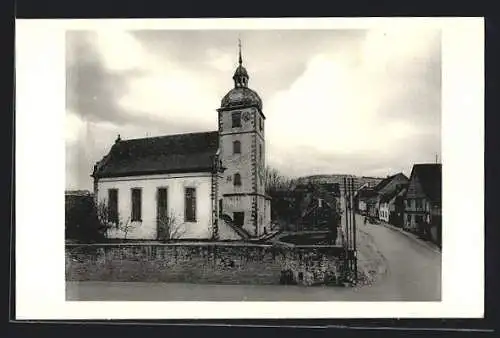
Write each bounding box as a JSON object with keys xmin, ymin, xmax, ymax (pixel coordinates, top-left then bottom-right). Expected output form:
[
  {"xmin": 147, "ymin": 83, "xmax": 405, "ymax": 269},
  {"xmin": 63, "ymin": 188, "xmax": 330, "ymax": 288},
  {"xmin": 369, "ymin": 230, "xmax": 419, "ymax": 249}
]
[
  {"xmin": 234, "ymin": 173, "xmax": 242, "ymax": 186},
  {"xmin": 233, "ymin": 140, "xmax": 241, "ymax": 154}
]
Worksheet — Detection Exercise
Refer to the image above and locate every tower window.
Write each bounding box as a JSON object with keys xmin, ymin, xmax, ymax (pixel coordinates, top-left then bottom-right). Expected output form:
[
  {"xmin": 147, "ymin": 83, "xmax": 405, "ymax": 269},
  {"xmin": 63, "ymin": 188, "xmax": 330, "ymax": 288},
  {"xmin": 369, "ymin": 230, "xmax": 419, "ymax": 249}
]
[
  {"xmin": 234, "ymin": 173, "xmax": 242, "ymax": 186},
  {"xmin": 259, "ymin": 144, "xmax": 262, "ymax": 161},
  {"xmin": 259, "ymin": 117, "xmax": 263, "ymax": 131},
  {"xmin": 232, "ymin": 112, "xmax": 241, "ymax": 128},
  {"xmin": 233, "ymin": 140, "xmax": 241, "ymax": 154}
]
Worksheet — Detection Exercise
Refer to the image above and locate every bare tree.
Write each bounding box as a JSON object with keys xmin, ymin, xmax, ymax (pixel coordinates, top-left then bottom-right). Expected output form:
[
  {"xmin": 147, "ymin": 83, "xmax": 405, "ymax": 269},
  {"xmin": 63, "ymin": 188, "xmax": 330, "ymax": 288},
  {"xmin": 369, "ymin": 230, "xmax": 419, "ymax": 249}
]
[
  {"xmin": 95, "ymin": 201, "xmax": 136, "ymax": 240},
  {"xmin": 157, "ymin": 211, "xmax": 185, "ymax": 241},
  {"xmin": 264, "ymin": 166, "xmax": 300, "ymax": 228},
  {"xmin": 95, "ymin": 201, "xmax": 114, "ymax": 239},
  {"xmin": 117, "ymin": 216, "xmax": 134, "ymax": 240},
  {"xmin": 264, "ymin": 166, "xmax": 296, "ymax": 194}
]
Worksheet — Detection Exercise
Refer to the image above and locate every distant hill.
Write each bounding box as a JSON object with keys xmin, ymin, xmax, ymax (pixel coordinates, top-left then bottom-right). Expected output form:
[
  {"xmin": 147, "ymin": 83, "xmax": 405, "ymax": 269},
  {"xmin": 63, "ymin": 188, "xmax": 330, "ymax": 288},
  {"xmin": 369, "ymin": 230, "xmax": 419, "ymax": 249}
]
[{"xmin": 296, "ymin": 174, "xmax": 383, "ymax": 193}]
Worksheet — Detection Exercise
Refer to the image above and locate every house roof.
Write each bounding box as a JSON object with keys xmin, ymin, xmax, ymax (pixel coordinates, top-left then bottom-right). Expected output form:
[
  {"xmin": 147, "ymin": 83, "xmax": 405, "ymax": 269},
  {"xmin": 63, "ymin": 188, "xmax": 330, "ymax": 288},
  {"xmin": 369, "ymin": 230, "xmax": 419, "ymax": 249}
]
[
  {"xmin": 374, "ymin": 173, "xmax": 402, "ymax": 192},
  {"xmin": 93, "ymin": 131, "xmax": 219, "ymax": 178},
  {"xmin": 380, "ymin": 184, "xmax": 407, "ymax": 203},
  {"xmin": 411, "ymin": 163, "xmax": 442, "ymax": 204},
  {"xmin": 357, "ymin": 187, "xmax": 378, "ymax": 199}
]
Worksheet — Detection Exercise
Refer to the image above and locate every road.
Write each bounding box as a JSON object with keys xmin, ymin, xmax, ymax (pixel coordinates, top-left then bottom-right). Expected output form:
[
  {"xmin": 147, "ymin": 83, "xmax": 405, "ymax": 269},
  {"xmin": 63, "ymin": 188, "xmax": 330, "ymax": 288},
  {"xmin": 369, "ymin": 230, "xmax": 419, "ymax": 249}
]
[
  {"xmin": 66, "ymin": 214, "xmax": 441, "ymax": 301},
  {"xmin": 354, "ymin": 214, "xmax": 441, "ymax": 301}
]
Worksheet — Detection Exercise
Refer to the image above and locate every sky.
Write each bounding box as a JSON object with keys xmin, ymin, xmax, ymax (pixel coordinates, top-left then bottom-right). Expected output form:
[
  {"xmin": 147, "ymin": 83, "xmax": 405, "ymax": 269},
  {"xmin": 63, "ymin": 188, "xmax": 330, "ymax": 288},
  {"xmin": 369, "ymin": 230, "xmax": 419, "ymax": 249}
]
[{"xmin": 65, "ymin": 28, "xmax": 441, "ymax": 191}]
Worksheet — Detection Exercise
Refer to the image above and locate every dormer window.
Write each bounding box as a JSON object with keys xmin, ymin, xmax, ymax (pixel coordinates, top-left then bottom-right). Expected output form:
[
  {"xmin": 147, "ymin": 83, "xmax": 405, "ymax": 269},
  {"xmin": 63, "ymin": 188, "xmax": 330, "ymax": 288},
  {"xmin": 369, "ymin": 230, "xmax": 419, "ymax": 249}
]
[{"xmin": 232, "ymin": 112, "xmax": 241, "ymax": 128}]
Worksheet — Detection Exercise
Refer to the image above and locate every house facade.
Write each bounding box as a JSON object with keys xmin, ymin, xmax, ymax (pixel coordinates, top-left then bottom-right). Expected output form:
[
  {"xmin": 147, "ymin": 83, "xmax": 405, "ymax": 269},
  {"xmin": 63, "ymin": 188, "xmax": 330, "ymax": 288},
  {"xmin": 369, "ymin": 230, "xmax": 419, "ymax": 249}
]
[
  {"xmin": 91, "ymin": 44, "xmax": 271, "ymax": 241},
  {"xmin": 354, "ymin": 184, "xmax": 377, "ymax": 215},
  {"xmin": 390, "ymin": 186, "xmax": 407, "ymax": 227},
  {"xmin": 403, "ymin": 163, "xmax": 442, "ymax": 246},
  {"xmin": 378, "ymin": 198, "xmax": 390, "ymax": 223},
  {"xmin": 295, "ymin": 183, "xmax": 341, "ymax": 232},
  {"xmin": 372, "ymin": 173, "xmax": 408, "ymax": 220},
  {"xmin": 379, "ymin": 185, "xmax": 407, "ymax": 225}
]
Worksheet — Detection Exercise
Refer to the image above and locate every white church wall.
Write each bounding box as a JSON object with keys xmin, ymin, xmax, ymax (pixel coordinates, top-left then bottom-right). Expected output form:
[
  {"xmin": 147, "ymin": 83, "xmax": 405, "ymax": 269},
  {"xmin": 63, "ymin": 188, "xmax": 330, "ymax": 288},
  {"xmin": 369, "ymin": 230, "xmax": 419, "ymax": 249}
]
[
  {"xmin": 222, "ymin": 194, "xmax": 255, "ymax": 236},
  {"xmin": 97, "ymin": 172, "xmax": 213, "ymax": 240}
]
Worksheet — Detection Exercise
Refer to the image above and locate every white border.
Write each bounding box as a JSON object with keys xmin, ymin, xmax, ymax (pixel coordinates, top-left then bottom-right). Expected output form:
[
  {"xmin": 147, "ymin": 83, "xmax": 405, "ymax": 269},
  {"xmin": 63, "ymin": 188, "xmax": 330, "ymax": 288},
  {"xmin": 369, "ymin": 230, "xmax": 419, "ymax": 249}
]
[{"xmin": 15, "ymin": 17, "xmax": 484, "ymax": 319}]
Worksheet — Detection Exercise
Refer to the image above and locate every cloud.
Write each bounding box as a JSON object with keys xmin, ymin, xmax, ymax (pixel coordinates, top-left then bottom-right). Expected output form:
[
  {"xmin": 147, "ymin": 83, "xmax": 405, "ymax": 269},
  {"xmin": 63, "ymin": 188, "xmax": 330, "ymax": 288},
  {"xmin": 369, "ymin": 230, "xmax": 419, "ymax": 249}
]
[
  {"xmin": 65, "ymin": 28, "xmax": 441, "ymax": 190},
  {"xmin": 66, "ymin": 31, "xmax": 140, "ymax": 126},
  {"xmin": 264, "ymin": 27, "xmax": 441, "ymax": 178}
]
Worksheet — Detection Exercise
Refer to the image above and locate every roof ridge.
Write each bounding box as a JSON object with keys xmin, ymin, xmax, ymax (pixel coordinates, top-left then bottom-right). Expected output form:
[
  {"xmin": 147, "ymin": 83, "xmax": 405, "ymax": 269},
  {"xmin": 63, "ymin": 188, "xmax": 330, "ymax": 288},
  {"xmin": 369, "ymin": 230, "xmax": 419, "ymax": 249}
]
[{"xmin": 122, "ymin": 130, "xmax": 218, "ymax": 142}]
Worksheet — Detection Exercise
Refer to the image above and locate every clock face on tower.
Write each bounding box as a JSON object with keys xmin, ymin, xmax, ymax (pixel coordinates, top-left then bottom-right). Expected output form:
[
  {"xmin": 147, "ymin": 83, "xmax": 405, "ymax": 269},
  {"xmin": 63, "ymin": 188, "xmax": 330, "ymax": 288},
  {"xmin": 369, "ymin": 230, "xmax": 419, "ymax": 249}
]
[{"xmin": 242, "ymin": 111, "xmax": 251, "ymax": 122}]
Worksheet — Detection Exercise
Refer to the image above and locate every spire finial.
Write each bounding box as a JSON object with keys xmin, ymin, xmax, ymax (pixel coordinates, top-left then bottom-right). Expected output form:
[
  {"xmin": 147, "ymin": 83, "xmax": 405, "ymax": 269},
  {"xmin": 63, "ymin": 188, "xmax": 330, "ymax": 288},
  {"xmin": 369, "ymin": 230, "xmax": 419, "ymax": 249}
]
[{"xmin": 238, "ymin": 37, "xmax": 242, "ymax": 66}]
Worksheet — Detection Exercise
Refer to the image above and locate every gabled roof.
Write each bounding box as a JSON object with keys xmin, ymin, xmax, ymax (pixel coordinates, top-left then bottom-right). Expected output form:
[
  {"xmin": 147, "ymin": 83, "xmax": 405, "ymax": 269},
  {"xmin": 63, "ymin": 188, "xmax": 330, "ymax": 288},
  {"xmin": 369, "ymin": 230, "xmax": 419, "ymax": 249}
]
[
  {"xmin": 93, "ymin": 131, "xmax": 219, "ymax": 179},
  {"xmin": 357, "ymin": 186, "xmax": 378, "ymax": 199},
  {"xmin": 374, "ymin": 173, "xmax": 407, "ymax": 192},
  {"xmin": 411, "ymin": 163, "xmax": 442, "ymax": 204},
  {"xmin": 380, "ymin": 184, "xmax": 407, "ymax": 203}
]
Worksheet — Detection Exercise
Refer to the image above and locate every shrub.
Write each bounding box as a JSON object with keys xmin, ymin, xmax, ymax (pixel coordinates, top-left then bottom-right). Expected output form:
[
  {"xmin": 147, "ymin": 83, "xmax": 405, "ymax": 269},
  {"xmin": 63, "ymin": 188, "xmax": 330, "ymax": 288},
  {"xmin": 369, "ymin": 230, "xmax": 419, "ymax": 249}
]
[{"xmin": 65, "ymin": 195, "xmax": 104, "ymax": 243}]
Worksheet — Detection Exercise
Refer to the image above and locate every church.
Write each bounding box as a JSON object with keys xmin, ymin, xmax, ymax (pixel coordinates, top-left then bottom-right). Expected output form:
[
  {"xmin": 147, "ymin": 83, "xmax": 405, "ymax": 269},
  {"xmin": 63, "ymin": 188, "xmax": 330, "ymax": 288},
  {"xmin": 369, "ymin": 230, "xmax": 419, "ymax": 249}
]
[{"xmin": 91, "ymin": 43, "xmax": 272, "ymax": 241}]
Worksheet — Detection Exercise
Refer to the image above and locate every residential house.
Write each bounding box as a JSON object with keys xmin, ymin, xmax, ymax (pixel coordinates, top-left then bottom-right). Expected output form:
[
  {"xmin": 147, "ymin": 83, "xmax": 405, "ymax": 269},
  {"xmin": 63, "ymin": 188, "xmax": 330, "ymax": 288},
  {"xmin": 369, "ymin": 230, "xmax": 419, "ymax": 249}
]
[
  {"xmin": 354, "ymin": 184, "xmax": 377, "ymax": 215},
  {"xmin": 91, "ymin": 45, "xmax": 271, "ymax": 241},
  {"xmin": 297, "ymin": 183, "xmax": 341, "ymax": 232},
  {"xmin": 371, "ymin": 173, "xmax": 409, "ymax": 220},
  {"xmin": 379, "ymin": 185, "xmax": 407, "ymax": 226},
  {"xmin": 403, "ymin": 163, "xmax": 442, "ymax": 246}
]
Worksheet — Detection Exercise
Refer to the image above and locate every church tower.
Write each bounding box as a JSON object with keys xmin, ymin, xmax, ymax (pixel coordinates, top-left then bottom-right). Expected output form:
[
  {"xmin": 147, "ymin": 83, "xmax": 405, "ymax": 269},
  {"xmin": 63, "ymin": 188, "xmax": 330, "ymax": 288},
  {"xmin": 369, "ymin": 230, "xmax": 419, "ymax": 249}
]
[{"xmin": 217, "ymin": 40, "xmax": 270, "ymax": 237}]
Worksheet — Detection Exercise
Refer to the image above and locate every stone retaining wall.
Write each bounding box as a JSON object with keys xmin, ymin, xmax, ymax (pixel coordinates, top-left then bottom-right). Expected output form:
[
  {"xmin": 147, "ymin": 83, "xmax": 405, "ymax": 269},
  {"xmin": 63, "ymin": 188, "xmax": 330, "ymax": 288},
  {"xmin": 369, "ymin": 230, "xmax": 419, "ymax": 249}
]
[{"xmin": 66, "ymin": 242, "xmax": 346, "ymax": 286}]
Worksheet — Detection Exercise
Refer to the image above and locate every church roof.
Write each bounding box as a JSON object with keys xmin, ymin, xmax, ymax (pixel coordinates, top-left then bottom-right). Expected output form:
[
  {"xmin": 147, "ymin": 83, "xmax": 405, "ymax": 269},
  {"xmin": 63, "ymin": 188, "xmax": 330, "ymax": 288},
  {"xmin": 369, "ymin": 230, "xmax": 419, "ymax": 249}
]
[
  {"xmin": 92, "ymin": 131, "xmax": 219, "ymax": 178},
  {"xmin": 220, "ymin": 87, "xmax": 263, "ymax": 111},
  {"xmin": 219, "ymin": 39, "xmax": 263, "ymax": 112}
]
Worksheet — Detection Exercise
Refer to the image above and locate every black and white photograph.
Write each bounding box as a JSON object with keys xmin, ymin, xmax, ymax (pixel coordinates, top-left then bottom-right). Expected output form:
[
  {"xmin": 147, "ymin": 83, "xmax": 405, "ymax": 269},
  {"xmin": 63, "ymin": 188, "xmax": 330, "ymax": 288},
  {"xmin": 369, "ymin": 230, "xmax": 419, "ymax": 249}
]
[{"xmin": 15, "ymin": 18, "xmax": 484, "ymax": 319}]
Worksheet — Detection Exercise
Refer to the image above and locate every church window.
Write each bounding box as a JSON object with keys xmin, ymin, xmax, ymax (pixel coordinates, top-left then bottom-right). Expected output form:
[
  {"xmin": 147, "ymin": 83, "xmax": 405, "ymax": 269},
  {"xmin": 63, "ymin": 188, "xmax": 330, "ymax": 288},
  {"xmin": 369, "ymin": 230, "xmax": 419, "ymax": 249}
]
[
  {"xmin": 234, "ymin": 173, "xmax": 242, "ymax": 186},
  {"xmin": 108, "ymin": 189, "xmax": 118, "ymax": 224},
  {"xmin": 259, "ymin": 144, "xmax": 262, "ymax": 161},
  {"xmin": 157, "ymin": 187, "xmax": 168, "ymax": 221},
  {"xmin": 232, "ymin": 112, "xmax": 241, "ymax": 128},
  {"xmin": 259, "ymin": 117, "xmax": 263, "ymax": 131},
  {"xmin": 233, "ymin": 140, "xmax": 241, "ymax": 154},
  {"xmin": 131, "ymin": 188, "xmax": 142, "ymax": 222},
  {"xmin": 184, "ymin": 187, "xmax": 197, "ymax": 222},
  {"xmin": 233, "ymin": 212, "xmax": 244, "ymax": 227}
]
